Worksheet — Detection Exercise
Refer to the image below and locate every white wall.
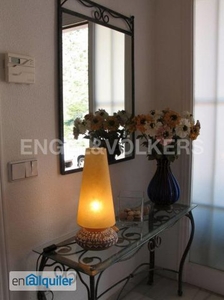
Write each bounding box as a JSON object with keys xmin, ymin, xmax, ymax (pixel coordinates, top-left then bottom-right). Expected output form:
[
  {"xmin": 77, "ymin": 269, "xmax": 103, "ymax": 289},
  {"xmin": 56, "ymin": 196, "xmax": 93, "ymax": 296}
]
[{"xmin": 0, "ymin": 0, "xmax": 193, "ymax": 299}]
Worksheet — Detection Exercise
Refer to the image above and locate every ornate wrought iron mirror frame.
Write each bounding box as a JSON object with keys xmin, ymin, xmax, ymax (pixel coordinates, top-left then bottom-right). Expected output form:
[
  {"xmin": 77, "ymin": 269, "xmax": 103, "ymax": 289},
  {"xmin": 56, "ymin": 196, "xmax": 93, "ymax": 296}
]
[{"xmin": 58, "ymin": 0, "xmax": 135, "ymax": 174}]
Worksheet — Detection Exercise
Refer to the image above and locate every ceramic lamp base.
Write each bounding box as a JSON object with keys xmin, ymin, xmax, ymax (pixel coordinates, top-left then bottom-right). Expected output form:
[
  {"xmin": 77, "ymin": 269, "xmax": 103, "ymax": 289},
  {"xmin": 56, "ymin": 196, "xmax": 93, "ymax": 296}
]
[{"xmin": 75, "ymin": 227, "xmax": 118, "ymax": 250}]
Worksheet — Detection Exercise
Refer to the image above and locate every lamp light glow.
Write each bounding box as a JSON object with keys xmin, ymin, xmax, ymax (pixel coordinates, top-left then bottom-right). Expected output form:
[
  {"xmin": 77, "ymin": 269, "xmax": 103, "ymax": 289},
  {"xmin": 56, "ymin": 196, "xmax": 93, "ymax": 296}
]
[
  {"xmin": 75, "ymin": 148, "xmax": 118, "ymax": 250},
  {"xmin": 90, "ymin": 200, "xmax": 102, "ymax": 213}
]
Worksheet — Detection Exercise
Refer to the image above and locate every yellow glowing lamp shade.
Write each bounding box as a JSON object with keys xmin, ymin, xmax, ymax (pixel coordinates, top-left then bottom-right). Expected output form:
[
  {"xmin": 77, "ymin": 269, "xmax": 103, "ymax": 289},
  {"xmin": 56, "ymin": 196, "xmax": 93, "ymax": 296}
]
[{"xmin": 77, "ymin": 148, "xmax": 116, "ymax": 229}]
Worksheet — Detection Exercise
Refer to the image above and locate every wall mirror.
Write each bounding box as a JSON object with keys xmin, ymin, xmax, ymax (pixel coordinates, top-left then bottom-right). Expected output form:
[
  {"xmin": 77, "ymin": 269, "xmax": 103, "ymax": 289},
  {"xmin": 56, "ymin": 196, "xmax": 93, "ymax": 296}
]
[{"xmin": 58, "ymin": 0, "xmax": 135, "ymax": 174}]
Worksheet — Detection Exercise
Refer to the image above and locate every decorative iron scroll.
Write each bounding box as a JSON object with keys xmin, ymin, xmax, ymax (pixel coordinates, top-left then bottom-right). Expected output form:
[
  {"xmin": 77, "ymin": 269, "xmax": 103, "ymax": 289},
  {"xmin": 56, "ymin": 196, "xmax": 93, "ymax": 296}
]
[
  {"xmin": 150, "ymin": 204, "xmax": 188, "ymax": 228},
  {"xmin": 37, "ymin": 205, "xmax": 189, "ymax": 269},
  {"xmin": 51, "ymin": 227, "xmax": 143, "ymax": 265},
  {"xmin": 36, "ymin": 205, "xmax": 189, "ymax": 272},
  {"xmin": 148, "ymin": 236, "xmax": 162, "ymax": 252},
  {"xmin": 61, "ymin": 0, "xmax": 134, "ymax": 34},
  {"xmin": 36, "ymin": 206, "xmax": 196, "ymax": 299}
]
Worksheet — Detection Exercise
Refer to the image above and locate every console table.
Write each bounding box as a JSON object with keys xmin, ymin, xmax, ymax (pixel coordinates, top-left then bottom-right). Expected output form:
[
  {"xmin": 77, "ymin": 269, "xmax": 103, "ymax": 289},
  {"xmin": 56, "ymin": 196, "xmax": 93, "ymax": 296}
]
[{"xmin": 33, "ymin": 203, "xmax": 196, "ymax": 300}]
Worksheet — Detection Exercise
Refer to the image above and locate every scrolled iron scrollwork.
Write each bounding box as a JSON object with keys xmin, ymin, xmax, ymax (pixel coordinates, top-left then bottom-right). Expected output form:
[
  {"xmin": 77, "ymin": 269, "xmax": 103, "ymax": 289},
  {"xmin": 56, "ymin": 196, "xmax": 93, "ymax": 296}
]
[
  {"xmin": 56, "ymin": 245, "xmax": 72, "ymax": 254},
  {"xmin": 78, "ymin": 251, "xmax": 102, "ymax": 265},
  {"xmin": 121, "ymin": 229, "xmax": 142, "ymax": 241},
  {"xmin": 61, "ymin": 0, "xmax": 133, "ymax": 33},
  {"xmin": 93, "ymin": 8, "xmax": 109, "ymax": 24},
  {"xmin": 55, "ymin": 241, "xmax": 86, "ymax": 257},
  {"xmin": 54, "ymin": 263, "xmax": 66, "ymax": 272},
  {"xmin": 77, "ymin": 0, "xmax": 110, "ymax": 24},
  {"xmin": 77, "ymin": 0, "xmax": 133, "ymax": 31},
  {"xmin": 115, "ymin": 226, "xmax": 142, "ymax": 248},
  {"xmin": 152, "ymin": 205, "xmax": 188, "ymax": 228},
  {"xmin": 148, "ymin": 236, "xmax": 162, "ymax": 252}
]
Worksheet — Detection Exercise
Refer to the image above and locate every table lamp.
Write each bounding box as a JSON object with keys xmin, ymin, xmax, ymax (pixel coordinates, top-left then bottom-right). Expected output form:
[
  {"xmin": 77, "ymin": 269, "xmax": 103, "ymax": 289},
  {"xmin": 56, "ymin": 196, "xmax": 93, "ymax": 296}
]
[{"xmin": 75, "ymin": 148, "xmax": 118, "ymax": 250}]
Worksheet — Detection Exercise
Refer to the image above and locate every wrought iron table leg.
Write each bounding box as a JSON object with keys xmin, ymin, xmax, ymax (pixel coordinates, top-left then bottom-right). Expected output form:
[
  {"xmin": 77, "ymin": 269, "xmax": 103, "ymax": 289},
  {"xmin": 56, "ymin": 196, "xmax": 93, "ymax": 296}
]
[
  {"xmin": 75, "ymin": 270, "xmax": 94, "ymax": 300},
  {"xmin": 148, "ymin": 249, "xmax": 155, "ymax": 285},
  {"xmin": 148, "ymin": 237, "xmax": 158, "ymax": 285},
  {"xmin": 90, "ymin": 276, "xmax": 96, "ymax": 300},
  {"xmin": 178, "ymin": 211, "xmax": 195, "ymax": 296},
  {"xmin": 37, "ymin": 255, "xmax": 49, "ymax": 300}
]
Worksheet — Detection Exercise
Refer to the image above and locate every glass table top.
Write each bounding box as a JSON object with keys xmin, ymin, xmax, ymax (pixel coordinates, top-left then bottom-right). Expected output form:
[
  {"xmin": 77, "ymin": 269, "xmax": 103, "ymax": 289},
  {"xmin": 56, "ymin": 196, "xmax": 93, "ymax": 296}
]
[{"xmin": 33, "ymin": 203, "xmax": 197, "ymax": 276}]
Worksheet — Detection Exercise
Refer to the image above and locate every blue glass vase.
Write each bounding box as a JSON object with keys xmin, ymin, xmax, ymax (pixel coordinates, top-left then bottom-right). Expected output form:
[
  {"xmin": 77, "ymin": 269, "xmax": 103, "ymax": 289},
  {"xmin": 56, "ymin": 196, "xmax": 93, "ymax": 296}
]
[{"xmin": 147, "ymin": 158, "xmax": 180, "ymax": 206}]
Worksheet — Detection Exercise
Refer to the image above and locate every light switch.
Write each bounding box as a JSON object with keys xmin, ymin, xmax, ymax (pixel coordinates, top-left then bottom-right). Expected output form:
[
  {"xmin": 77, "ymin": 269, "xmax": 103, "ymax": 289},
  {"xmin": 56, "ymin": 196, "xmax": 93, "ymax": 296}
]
[
  {"xmin": 31, "ymin": 160, "xmax": 38, "ymax": 176},
  {"xmin": 11, "ymin": 163, "xmax": 26, "ymax": 181},
  {"xmin": 9, "ymin": 159, "xmax": 38, "ymax": 181},
  {"xmin": 25, "ymin": 161, "xmax": 32, "ymax": 177}
]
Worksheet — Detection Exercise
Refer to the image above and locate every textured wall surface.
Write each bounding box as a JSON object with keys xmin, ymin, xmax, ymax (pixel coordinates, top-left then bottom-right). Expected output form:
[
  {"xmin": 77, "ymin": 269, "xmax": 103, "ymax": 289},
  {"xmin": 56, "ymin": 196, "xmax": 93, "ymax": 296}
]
[{"xmin": 0, "ymin": 0, "xmax": 192, "ymax": 299}]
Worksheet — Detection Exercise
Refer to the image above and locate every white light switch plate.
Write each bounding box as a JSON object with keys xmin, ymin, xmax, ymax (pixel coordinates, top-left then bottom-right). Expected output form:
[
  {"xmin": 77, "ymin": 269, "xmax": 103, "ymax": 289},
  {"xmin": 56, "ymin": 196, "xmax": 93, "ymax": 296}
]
[
  {"xmin": 8, "ymin": 159, "xmax": 38, "ymax": 181},
  {"xmin": 11, "ymin": 163, "xmax": 26, "ymax": 181}
]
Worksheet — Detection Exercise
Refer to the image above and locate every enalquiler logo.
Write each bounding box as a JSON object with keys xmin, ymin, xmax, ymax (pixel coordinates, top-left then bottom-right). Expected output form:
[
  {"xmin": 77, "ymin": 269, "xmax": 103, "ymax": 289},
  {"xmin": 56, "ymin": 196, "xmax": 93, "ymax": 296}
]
[{"xmin": 9, "ymin": 271, "xmax": 77, "ymax": 291}]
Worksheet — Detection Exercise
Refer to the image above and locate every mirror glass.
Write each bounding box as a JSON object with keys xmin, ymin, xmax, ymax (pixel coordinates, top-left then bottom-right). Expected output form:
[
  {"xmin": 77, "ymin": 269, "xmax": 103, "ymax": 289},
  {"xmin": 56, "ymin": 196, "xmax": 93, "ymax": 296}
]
[{"xmin": 58, "ymin": 0, "xmax": 135, "ymax": 174}]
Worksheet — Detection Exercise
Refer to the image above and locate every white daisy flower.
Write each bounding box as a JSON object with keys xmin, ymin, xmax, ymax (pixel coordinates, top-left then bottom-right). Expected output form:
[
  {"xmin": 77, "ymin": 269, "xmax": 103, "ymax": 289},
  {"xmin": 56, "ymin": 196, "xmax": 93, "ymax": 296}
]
[
  {"xmin": 175, "ymin": 118, "xmax": 191, "ymax": 138},
  {"xmin": 149, "ymin": 110, "xmax": 163, "ymax": 121},
  {"xmin": 145, "ymin": 121, "xmax": 163, "ymax": 138}
]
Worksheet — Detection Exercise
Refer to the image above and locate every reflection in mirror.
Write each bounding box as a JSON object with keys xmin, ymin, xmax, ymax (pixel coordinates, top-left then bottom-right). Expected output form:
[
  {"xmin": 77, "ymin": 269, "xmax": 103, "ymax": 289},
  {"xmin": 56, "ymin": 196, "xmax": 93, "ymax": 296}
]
[{"xmin": 58, "ymin": 0, "xmax": 134, "ymax": 174}]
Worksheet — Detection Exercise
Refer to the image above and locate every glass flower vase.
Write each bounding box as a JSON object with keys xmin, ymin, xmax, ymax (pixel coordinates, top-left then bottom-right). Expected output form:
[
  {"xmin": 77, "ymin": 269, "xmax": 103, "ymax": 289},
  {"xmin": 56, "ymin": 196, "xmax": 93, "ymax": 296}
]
[{"xmin": 147, "ymin": 158, "xmax": 180, "ymax": 206}]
